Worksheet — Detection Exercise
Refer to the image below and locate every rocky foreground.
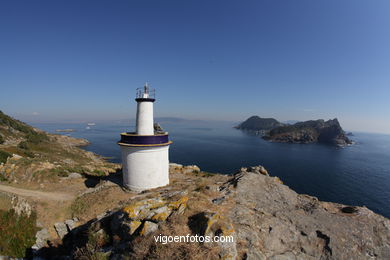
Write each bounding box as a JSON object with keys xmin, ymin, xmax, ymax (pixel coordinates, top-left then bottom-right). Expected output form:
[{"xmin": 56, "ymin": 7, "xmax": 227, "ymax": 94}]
[{"xmin": 33, "ymin": 165, "xmax": 390, "ymax": 260}]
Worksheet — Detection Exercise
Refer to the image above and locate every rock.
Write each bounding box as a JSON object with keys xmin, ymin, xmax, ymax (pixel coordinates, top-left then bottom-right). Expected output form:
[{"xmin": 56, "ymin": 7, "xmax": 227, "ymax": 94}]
[
  {"xmin": 65, "ymin": 219, "xmax": 77, "ymax": 230},
  {"xmin": 123, "ymin": 220, "xmax": 142, "ymax": 236},
  {"xmin": 169, "ymin": 163, "xmax": 183, "ymax": 172},
  {"xmin": 54, "ymin": 222, "xmax": 68, "ymax": 239},
  {"xmin": 188, "ymin": 212, "xmax": 237, "ymax": 259},
  {"xmin": 122, "ymin": 198, "xmax": 165, "ymax": 220},
  {"xmin": 226, "ymin": 170, "xmax": 390, "ymax": 259},
  {"xmin": 127, "ymin": 220, "xmax": 143, "ymax": 235},
  {"xmin": 246, "ymin": 166, "xmax": 269, "ymax": 176},
  {"xmin": 122, "ymin": 196, "xmax": 188, "ymax": 222},
  {"xmin": 33, "ymin": 228, "xmax": 50, "ymax": 249},
  {"xmin": 212, "ymin": 197, "xmax": 225, "ymax": 205},
  {"xmin": 67, "ymin": 172, "xmax": 83, "ymax": 179},
  {"xmin": 11, "ymin": 195, "xmax": 32, "ymax": 217},
  {"xmin": 140, "ymin": 221, "xmax": 159, "ymax": 236},
  {"xmin": 11, "ymin": 154, "xmax": 22, "ymax": 160},
  {"xmin": 182, "ymin": 165, "xmax": 201, "ymax": 174},
  {"xmin": 149, "ymin": 206, "xmax": 172, "ymax": 222}
]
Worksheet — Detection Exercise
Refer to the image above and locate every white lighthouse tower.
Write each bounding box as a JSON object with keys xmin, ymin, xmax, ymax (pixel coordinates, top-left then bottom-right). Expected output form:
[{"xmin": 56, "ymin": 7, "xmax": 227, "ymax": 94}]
[{"xmin": 118, "ymin": 83, "xmax": 172, "ymax": 191}]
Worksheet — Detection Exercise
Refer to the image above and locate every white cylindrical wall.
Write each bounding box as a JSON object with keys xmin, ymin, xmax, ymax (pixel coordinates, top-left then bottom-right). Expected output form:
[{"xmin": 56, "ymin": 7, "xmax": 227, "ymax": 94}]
[
  {"xmin": 121, "ymin": 145, "xmax": 169, "ymax": 191},
  {"xmin": 136, "ymin": 101, "xmax": 154, "ymax": 135}
]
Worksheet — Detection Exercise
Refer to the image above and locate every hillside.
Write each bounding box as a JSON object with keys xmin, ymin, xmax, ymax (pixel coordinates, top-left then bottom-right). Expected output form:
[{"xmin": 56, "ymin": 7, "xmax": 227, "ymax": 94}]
[
  {"xmin": 0, "ymin": 110, "xmax": 119, "ymax": 183},
  {"xmin": 235, "ymin": 116, "xmax": 284, "ymax": 131},
  {"xmin": 264, "ymin": 118, "xmax": 352, "ymax": 145}
]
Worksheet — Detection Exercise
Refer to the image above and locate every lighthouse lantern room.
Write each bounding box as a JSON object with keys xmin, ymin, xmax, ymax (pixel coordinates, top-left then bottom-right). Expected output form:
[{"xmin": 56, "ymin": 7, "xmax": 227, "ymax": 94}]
[{"xmin": 118, "ymin": 83, "xmax": 171, "ymax": 191}]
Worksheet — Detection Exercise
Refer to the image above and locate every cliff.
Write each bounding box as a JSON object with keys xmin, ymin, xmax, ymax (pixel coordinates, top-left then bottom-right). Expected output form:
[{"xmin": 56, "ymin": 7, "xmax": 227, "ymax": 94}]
[
  {"xmin": 34, "ymin": 164, "xmax": 390, "ymax": 260},
  {"xmin": 264, "ymin": 118, "xmax": 352, "ymax": 145},
  {"xmin": 235, "ymin": 116, "xmax": 284, "ymax": 131}
]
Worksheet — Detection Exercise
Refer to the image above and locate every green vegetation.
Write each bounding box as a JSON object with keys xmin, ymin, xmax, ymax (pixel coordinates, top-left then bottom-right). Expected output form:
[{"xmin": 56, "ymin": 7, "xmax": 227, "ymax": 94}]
[
  {"xmin": 0, "ymin": 110, "xmax": 48, "ymax": 146},
  {"xmin": 0, "ymin": 209, "xmax": 38, "ymax": 258},
  {"xmin": 0, "ymin": 110, "xmax": 35, "ymax": 135},
  {"xmin": 74, "ymin": 226, "xmax": 110, "ymax": 260},
  {"xmin": 26, "ymin": 132, "xmax": 48, "ymax": 144},
  {"xmin": 93, "ymin": 169, "xmax": 106, "ymax": 176},
  {"xmin": 0, "ymin": 150, "xmax": 11, "ymax": 164},
  {"xmin": 0, "ymin": 134, "xmax": 4, "ymax": 144},
  {"xmin": 17, "ymin": 141, "xmax": 29, "ymax": 150}
]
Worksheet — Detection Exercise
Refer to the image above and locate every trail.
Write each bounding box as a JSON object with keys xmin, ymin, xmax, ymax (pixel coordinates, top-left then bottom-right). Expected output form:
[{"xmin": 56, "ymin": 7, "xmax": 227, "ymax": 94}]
[{"xmin": 0, "ymin": 184, "xmax": 74, "ymax": 201}]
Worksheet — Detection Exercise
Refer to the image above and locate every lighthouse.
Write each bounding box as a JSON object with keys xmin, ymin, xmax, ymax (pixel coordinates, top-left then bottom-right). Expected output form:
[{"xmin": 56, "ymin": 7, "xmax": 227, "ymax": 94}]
[{"xmin": 118, "ymin": 83, "xmax": 172, "ymax": 191}]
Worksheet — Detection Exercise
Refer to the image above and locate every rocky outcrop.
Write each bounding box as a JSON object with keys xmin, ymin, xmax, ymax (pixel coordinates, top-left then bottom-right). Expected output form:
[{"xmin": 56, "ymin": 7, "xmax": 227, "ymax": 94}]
[
  {"xmin": 264, "ymin": 118, "xmax": 352, "ymax": 145},
  {"xmin": 235, "ymin": 116, "xmax": 284, "ymax": 131},
  {"xmin": 34, "ymin": 165, "xmax": 390, "ymax": 259},
  {"xmin": 223, "ymin": 168, "xmax": 390, "ymax": 259}
]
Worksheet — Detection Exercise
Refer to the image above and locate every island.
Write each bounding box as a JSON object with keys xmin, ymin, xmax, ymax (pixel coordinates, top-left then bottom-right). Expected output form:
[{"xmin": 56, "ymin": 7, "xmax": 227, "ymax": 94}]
[{"xmin": 236, "ymin": 116, "xmax": 352, "ymax": 146}]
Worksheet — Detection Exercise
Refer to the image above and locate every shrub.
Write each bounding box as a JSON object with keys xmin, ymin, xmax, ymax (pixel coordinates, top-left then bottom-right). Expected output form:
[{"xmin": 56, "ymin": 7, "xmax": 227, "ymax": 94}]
[
  {"xmin": 26, "ymin": 132, "xmax": 48, "ymax": 144},
  {"xmin": 0, "ymin": 209, "xmax": 38, "ymax": 258},
  {"xmin": 0, "ymin": 150, "xmax": 11, "ymax": 164},
  {"xmin": 93, "ymin": 169, "xmax": 105, "ymax": 176},
  {"xmin": 50, "ymin": 167, "xmax": 69, "ymax": 177},
  {"xmin": 17, "ymin": 141, "xmax": 29, "ymax": 150},
  {"xmin": 0, "ymin": 134, "xmax": 4, "ymax": 144}
]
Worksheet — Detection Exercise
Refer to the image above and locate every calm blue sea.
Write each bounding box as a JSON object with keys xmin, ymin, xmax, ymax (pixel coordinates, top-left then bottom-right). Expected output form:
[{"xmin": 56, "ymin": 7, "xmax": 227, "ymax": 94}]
[{"xmin": 31, "ymin": 119, "xmax": 390, "ymax": 219}]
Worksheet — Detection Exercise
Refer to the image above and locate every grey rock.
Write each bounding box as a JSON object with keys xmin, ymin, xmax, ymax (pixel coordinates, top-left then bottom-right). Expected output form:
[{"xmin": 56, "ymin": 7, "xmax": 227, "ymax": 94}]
[
  {"xmin": 67, "ymin": 172, "xmax": 83, "ymax": 179},
  {"xmin": 140, "ymin": 221, "xmax": 159, "ymax": 236},
  {"xmin": 225, "ymin": 170, "xmax": 390, "ymax": 260},
  {"xmin": 32, "ymin": 228, "xmax": 50, "ymax": 250},
  {"xmin": 182, "ymin": 165, "xmax": 201, "ymax": 174},
  {"xmin": 54, "ymin": 222, "xmax": 68, "ymax": 239},
  {"xmin": 65, "ymin": 219, "xmax": 76, "ymax": 230}
]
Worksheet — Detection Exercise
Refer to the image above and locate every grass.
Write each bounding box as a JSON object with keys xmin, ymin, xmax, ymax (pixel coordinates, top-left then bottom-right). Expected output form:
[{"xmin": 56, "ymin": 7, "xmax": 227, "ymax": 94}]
[
  {"xmin": 0, "ymin": 134, "xmax": 4, "ymax": 144},
  {"xmin": 0, "ymin": 209, "xmax": 38, "ymax": 258},
  {"xmin": 70, "ymin": 197, "xmax": 88, "ymax": 218}
]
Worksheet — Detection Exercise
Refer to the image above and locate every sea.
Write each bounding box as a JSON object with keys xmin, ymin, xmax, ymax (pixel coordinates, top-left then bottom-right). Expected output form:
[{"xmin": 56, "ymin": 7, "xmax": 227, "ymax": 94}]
[{"xmin": 31, "ymin": 119, "xmax": 390, "ymax": 219}]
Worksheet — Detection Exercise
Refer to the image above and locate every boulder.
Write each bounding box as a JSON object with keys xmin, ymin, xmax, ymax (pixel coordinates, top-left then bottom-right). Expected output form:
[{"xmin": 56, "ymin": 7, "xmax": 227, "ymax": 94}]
[
  {"xmin": 33, "ymin": 228, "xmax": 50, "ymax": 249},
  {"xmin": 188, "ymin": 212, "xmax": 237, "ymax": 259},
  {"xmin": 148, "ymin": 206, "xmax": 172, "ymax": 222},
  {"xmin": 122, "ymin": 198, "xmax": 165, "ymax": 220},
  {"xmin": 123, "ymin": 220, "xmax": 142, "ymax": 236},
  {"xmin": 54, "ymin": 222, "xmax": 68, "ymax": 239},
  {"xmin": 140, "ymin": 221, "xmax": 159, "ymax": 236},
  {"xmin": 182, "ymin": 165, "xmax": 201, "ymax": 174},
  {"xmin": 169, "ymin": 163, "xmax": 183, "ymax": 172},
  {"xmin": 65, "ymin": 219, "xmax": 77, "ymax": 230},
  {"xmin": 67, "ymin": 172, "xmax": 83, "ymax": 179}
]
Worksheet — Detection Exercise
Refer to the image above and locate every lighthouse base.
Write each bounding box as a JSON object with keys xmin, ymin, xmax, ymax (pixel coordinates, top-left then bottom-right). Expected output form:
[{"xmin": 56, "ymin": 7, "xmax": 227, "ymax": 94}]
[{"xmin": 120, "ymin": 145, "xmax": 170, "ymax": 191}]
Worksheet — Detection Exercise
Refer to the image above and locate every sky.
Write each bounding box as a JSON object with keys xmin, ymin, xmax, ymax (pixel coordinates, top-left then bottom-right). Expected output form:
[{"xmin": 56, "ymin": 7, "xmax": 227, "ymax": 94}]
[{"xmin": 0, "ymin": 0, "xmax": 390, "ymax": 133}]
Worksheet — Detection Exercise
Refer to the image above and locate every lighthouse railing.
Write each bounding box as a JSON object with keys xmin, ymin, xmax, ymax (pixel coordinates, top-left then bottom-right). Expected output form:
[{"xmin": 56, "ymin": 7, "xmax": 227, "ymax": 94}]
[{"xmin": 136, "ymin": 88, "xmax": 155, "ymax": 99}]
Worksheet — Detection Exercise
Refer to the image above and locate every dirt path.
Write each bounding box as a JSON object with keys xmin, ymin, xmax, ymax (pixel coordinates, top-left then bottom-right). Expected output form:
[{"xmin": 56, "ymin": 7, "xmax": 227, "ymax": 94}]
[{"xmin": 0, "ymin": 184, "xmax": 75, "ymax": 201}]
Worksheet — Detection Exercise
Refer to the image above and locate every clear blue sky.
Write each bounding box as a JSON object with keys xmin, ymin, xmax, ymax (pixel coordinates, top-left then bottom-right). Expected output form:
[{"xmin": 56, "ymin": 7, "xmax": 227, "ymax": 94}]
[{"xmin": 1, "ymin": 0, "xmax": 389, "ymax": 133}]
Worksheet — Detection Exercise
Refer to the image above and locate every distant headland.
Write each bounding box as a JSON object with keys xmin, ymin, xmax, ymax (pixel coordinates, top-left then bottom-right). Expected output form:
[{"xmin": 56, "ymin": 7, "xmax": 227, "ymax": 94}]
[{"xmin": 235, "ymin": 116, "xmax": 352, "ymax": 146}]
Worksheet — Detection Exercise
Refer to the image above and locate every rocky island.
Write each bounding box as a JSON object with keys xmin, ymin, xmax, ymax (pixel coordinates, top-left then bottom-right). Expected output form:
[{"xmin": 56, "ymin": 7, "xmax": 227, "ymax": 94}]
[
  {"xmin": 236, "ymin": 116, "xmax": 352, "ymax": 146},
  {"xmin": 234, "ymin": 116, "xmax": 284, "ymax": 131},
  {"xmin": 1, "ymin": 111, "xmax": 388, "ymax": 259}
]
